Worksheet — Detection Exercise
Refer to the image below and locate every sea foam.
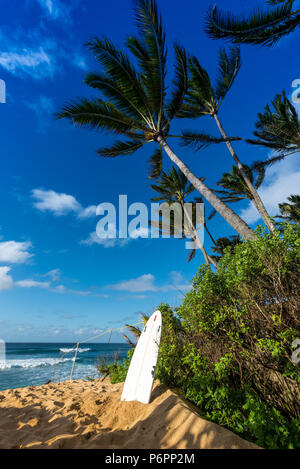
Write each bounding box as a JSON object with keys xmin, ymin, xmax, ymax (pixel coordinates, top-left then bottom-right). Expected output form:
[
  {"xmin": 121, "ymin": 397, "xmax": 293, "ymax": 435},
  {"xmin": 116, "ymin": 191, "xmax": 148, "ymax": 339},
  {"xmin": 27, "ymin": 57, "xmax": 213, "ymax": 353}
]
[
  {"xmin": 59, "ymin": 347, "xmax": 91, "ymax": 353},
  {"xmin": 0, "ymin": 357, "xmax": 73, "ymax": 370}
]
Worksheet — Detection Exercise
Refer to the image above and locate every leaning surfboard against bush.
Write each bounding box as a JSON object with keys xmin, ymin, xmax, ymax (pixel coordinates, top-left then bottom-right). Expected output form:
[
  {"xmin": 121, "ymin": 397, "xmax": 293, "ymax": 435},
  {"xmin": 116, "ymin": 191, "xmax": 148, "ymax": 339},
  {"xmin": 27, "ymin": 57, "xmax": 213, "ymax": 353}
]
[{"xmin": 121, "ymin": 310, "xmax": 162, "ymax": 404}]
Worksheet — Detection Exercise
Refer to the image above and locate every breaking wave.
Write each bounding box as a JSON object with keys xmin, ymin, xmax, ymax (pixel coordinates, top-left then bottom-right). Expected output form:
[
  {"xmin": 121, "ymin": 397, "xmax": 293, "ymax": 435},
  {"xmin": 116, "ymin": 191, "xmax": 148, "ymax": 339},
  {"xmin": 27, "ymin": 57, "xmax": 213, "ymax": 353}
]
[
  {"xmin": 0, "ymin": 357, "xmax": 73, "ymax": 370},
  {"xmin": 59, "ymin": 347, "xmax": 91, "ymax": 353}
]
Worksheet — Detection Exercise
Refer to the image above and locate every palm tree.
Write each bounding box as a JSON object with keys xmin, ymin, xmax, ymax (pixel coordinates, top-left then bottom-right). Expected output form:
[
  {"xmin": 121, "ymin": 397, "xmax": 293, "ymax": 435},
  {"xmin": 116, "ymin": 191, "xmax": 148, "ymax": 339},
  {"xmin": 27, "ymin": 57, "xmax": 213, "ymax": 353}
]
[
  {"xmin": 179, "ymin": 47, "xmax": 275, "ymax": 232},
  {"xmin": 205, "ymin": 1, "xmax": 300, "ymax": 47},
  {"xmin": 211, "ymin": 235, "xmax": 242, "ymax": 263},
  {"xmin": 277, "ymin": 194, "xmax": 300, "ymax": 222},
  {"xmin": 247, "ymin": 91, "xmax": 300, "ymax": 171},
  {"xmin": 215, "ymin": 164, "xmax": 266, "ymax": 204},
  {"xmin": 150, "ymin": 166, "xmax": 217, "ymax": 267},
  {"xmin": 192, "ymin": 196, "xmax": 220, "ymax": 255},
  {"xmin": 123, "ymin": 313, "xmax": 149, "ymax": 347},
  {"xmin": 57, "ymin": 0, "xmax": 255, "ymax": 241}
]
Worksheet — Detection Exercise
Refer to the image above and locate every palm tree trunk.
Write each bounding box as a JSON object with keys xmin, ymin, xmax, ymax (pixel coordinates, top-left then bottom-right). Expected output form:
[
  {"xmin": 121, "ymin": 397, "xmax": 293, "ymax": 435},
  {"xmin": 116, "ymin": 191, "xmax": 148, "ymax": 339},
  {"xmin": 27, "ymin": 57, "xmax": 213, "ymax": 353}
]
[
  {"xmin": 180, "ymin": 200, "xmax": 218, "ymax": 268},
  {"xmin": 213, "ymin": 113, "xmax": 275, "ymax": 233},
  {"xmin": 157, "ymin": 135, "xmax": 256, "ymax": 241},
  {"xmin": 204, "ymin": 222, "xmax": 219, "ymax": 249}
]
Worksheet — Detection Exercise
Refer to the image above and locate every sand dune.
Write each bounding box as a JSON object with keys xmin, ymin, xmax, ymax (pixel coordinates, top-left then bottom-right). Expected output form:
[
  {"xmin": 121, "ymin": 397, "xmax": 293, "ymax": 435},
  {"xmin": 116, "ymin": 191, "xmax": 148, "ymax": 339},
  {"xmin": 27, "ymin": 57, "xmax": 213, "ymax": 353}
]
[{"xmin": 0, "ymin": 379, "xmax": 259, "ymax": 449}]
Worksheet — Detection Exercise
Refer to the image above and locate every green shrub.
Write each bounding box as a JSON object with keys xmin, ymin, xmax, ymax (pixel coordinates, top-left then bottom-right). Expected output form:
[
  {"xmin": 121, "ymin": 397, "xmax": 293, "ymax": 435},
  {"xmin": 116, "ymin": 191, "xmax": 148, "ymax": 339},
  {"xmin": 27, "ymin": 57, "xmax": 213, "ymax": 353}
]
[
  {"xmin": 97, "ymin": 348, "xmax": 134, "ymax": 384},
  {"xmin": 159, "ymin": 223, "xmax": 300, "ymax": 448},
  {"xmin": 106, "ymin": 224, "xmax": 300, "ymax": 448}
]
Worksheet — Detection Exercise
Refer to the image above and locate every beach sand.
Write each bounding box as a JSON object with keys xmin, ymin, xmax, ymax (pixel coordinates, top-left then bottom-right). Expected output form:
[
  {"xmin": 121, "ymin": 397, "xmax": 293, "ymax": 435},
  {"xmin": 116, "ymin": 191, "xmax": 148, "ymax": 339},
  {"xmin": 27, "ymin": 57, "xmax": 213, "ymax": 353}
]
[{"xmin": 0, "ymin": 379, "xmax": 259, "ymax": 449}]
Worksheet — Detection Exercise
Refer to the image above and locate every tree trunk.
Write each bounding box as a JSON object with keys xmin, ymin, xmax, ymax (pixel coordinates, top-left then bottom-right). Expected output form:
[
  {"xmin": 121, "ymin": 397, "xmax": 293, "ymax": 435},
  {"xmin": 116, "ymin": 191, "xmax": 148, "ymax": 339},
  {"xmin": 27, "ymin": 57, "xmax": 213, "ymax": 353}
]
[
  {"xmin": 204, "ymin": 222, "xmax": 219, "ymax": 250},
  {"xmin": 213, "ymin": 113, "xmax": 275, "ymax": 233},
  {"xmin": 180, "ymin": 200, "xmax": 218, "ymax": 268},
  {"xmin": 157, "ymin": 135, "xmax": 256, "ymax": 241}
]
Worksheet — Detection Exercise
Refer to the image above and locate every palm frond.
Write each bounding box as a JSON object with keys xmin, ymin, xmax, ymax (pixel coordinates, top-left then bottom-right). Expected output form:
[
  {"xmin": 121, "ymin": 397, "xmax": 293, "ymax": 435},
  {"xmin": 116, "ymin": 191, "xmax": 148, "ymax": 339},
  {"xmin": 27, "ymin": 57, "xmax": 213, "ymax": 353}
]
[
  {"xmin": 181, "ymin": 130, "xmax": 242, "ymax": 151},
  {"xmin": 267, "ymin": 1, "xmax": 295, "ymax": 5},
  {"xmin": 140, "ymin": 313, "xmax": 150, "ymax": 324},
  {"xmin": 277, "ymin": 194, "xmax": 300, "ymax": 222},
  {"xmin": 85, "ymin": 37, "xmax": 154, "ymax": 126},
  {"xmin": 97, "ymin": 139, "xmax": 144, "ymax": 157},
  {"xmin": 247, "ymin": 91, "xmax": 300, "ymax": 154},
  {"xmin": 211, "ymin": 235, "xmax": 241, "ymax": 261},
  {"xmin": 215, "ymin": 46, "xmax": 241, "ymax": 102},
  {"xmin": 124, "ymin": 324, "xmax": 142, "ymax": 339},
  {"xmin": 183, "ymin": 56, "xmax": 215, "ymax": 116},
  {"xmin": 166, "ymin": 44, "xmax": 188, "ymax": 121},
  {"xmin": 255, "ymin": 165, "xmax": 266, "ymax": 189},
  {"xmin": 148, "ymin": 146, "xmax": 163, "ymax": 179},
  {"xmin": 84, "ymin": 72, "xmax": 149, "ymax": 127},
  {"xmin": 205, "ymin": 2, "xmax": 300, "ymax": 47},
  {"xmin": 133, "ymin": 0, "xmax": 167, "ymax": 127},
  {"xmin": 126, "ymin": 35, "xmax": 151, "ymax": 68},
  {"xmin": 122, "ymin": 334, "xmax": 136, "ymax": 348},
  {"xmin": 187, "ymin": 248, "xmax": 196, "ymax": 263},
  {"xmin": 251, "ymin": 154, "xmax": 286, "ymax": 173},
  {"xmin": 216, "ymin": 164, "xmax": 264, "ymax": 202},
  {"xmin": 151, "ymin": 166, "xmax": 195, "ymax": 202},
  {"xmin": 207, "ymin": 208, "xmax": 216, "ymax": 221},
  {"xmin": 57, "ymin": 98, "xmax": 143, "ymax": 136}
]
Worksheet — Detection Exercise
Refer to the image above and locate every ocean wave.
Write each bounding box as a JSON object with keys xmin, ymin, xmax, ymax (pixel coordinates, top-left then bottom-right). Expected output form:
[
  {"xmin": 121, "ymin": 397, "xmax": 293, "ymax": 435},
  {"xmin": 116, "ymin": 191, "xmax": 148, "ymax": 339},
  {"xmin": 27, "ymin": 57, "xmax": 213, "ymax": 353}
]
[
  {"xmin": 59, "ymin": 347, "xmax": 91, "ymax": 353},
  {"xmin": 0, "ymin": 357, "xmax": 73, "ymax": 370}
]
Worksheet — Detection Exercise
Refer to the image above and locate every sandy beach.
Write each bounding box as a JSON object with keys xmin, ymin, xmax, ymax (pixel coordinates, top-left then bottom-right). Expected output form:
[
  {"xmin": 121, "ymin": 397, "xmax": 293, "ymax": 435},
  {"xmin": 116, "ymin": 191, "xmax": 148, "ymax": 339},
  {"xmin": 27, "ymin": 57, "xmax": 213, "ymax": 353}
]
[{"xmin": 0, "ymin": 379, "xmax": 259, "ymax": 449}]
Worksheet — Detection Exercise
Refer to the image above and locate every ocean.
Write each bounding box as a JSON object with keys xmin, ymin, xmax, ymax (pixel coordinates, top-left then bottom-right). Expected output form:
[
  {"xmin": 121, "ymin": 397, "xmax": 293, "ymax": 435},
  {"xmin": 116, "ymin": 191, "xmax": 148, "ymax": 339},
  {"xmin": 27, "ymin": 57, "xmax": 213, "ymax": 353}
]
[{"xmin": 0, "ymin": 342, "xmax": 131, "ymax": 391}]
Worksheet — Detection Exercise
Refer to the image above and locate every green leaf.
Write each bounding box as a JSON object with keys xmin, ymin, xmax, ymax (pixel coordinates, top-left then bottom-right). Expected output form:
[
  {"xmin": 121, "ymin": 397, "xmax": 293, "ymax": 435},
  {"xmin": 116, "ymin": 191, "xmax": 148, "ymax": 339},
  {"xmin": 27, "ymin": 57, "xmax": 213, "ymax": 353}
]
[
  {"xmin": 166, "ymin": 44, "xmax": 188, "ymax": 121},
  {"xmin": 57, "ymin": 98, "xmax": 143, "ymax": 136},
  {"xmin": 85, "ymin": 36, "xmax": 154, "ymax": 126},
  {"xmin": 132, "ymin": 0, "xmax": 167, "ymax": 128},
  {"xmin": 148, "ymin": 147, "xmax": 163, "ymax": 179},
  {"xmin": 215, "ymin": 46, "xmax": 241, "ymax": 103},
  {"xmin": 181, "ymin": 130, "xmax": 241, "ymax": 151},
  {"xmin": 97, "ymin": 139, "xmax": 144, "ymax": 157},
  {"xmin": 205, "ymin": 2, "xmax": 300, "ymax": 47}
]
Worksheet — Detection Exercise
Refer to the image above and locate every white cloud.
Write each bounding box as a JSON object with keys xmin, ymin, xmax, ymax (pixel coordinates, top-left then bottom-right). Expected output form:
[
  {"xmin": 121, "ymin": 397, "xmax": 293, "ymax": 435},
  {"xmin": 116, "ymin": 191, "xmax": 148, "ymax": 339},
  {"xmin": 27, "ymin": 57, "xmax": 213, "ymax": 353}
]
[
  {"xmin": 24, "ymin": 95, "xmax": 55, "ymax": 133},
  {"xmin": 0, "ymin": 48, "xmax": 52, "ymax": 78},
  {"xmin": 42, "ymin": 268, "xmax": 61, "ymax": 282},
  {"xmin": 78, "ymin": 205, "xmax": 98, "ymax": 219},
  {"xmin": 0, "ymin": 262, "xmax": 99, "ymax": 297},
  {"xmin": 36, "ymin": 0, "xmax": 78, "ymax": 23},
  {"xmin": 119, "ymin": 294, "xmax": 148, "ymax": 300},
  {"xmin": 81, "ymin": 225, "xmax": 148, "ymax": 249},
  {"xmin": 240, "ymin": 156, "xmax": 300, "ymax": 224},
  {"xmin": 16, "ymin": 279, "xmax": 50, "ymax": 289},
  {"xmin": 15, "ymin": 279, "xmax": 98, "ymax": 297},
  {"xmin": 32, "ymin": 189, "xmax": 81, "ymax": 215},
  {"xmin": 0, "ymin": 241, "xmax": 32, "ymax": 264},
  {"xmin": 80, "ymin": 231, "xmax": 130, "ymax": 248},
  {"xmin": 81, "ymin": 223, "xmax": 131, "ymax": 248},
  {"xmin": 32, "ymin": 189, "xmax": 97, "ymax": 218},
  {"xmin": 163, "ymin": 270, "xmax": 191, "ymax": 293},
  {"xmin": 0, "ymin": 14, "xmax": 86, "ymax": 80},
  {"xmin": 106, "ymin": 271, "xmax": 191, "ymax": 294},
  {"xmin": 37, "ymin": 0, "xmax": 56, "ymax": 16},
  {"xmin": 169, "ymin": 270, "xmax": 184, "ymax": 284},
  {"xmin": 81, "ymin": 230, "xmax": 116, "ymax": 248},
  {"xmin": 51, "ymin": 284, "xmax": 91, "ymax": 296},
  {"xmin": 24, "ymin": 95, "xmax": 54, "ymax": 115},
  {"xmin": 0, "ymin": 267, "xmax": 14, "ymax": 291},
  {"xmin": 71, "ymin": 53, "xmax": 87, "ymax": 71},
  {"xmin": 129, "ymin": 227, "xmax": 149, "ymax": 239},
  {"xmin": 107, "ymin": 274, "xmax": 157, "ymax": 293}
]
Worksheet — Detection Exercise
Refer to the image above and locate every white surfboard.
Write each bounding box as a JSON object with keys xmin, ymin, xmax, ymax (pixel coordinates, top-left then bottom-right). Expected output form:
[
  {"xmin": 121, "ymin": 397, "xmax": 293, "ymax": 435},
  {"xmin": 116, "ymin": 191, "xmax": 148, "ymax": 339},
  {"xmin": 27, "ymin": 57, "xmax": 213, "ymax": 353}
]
[{"xmin": 121, "ymin": 310, "xmax": 162, "ymax": 404}]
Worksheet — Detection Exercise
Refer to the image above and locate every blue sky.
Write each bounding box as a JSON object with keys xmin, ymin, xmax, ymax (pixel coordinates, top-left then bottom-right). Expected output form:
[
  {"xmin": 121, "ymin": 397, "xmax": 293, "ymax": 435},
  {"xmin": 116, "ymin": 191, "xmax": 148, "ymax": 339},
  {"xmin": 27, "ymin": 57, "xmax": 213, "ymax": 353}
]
[{"xmin": 0, "ymin": 0, "xmax": 299, "ymax": 342}]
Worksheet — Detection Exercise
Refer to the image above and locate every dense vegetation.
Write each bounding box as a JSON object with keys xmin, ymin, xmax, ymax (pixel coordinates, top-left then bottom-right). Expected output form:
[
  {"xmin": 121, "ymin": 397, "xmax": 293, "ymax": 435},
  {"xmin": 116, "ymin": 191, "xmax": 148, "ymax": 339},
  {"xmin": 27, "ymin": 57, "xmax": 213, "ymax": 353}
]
[{"xmin": 104, "ymin": 223, "xmax": 300, "ymax": 449}]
